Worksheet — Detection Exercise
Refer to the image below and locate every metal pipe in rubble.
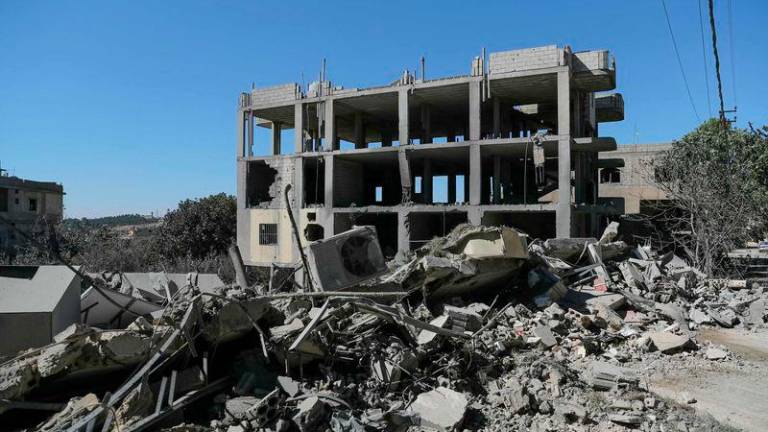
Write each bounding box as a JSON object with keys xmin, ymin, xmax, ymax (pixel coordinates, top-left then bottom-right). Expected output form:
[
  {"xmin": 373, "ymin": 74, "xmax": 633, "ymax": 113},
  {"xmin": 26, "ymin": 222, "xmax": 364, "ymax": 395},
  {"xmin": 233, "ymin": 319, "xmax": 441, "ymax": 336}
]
[{"xmin": 284, "ymin": 184, "xmax": 315, "ymax": 292}]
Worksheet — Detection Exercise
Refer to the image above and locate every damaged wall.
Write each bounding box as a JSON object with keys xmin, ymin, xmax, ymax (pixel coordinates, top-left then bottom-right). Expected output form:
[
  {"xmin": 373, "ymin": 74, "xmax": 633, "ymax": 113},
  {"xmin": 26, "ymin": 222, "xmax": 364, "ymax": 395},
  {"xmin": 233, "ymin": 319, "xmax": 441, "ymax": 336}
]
[{"xmin": 246, "ymin": 157, "xmax": 294, "ymax": 209}]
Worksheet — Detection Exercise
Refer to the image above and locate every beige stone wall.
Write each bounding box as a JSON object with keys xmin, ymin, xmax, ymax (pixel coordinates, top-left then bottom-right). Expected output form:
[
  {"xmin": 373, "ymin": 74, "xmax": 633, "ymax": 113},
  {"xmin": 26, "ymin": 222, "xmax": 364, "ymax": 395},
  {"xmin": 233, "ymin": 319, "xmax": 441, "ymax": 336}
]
[{"xmin": 246, "ymin": 208, "xmax": 319, "ymax": 265}]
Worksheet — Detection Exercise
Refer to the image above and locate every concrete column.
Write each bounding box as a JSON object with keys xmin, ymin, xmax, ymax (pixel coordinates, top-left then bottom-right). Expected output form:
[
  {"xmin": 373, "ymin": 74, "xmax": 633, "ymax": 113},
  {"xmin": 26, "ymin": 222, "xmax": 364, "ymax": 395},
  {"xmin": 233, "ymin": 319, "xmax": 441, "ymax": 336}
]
[
  {"xmin": 467, "ymin": 207, "xmax": 482, "ymax": 226},
  {"xmin": 236, "ymin": 161, "xmax": 246, "ymax": 208},
  {"xmin": 324, "ymin": 99, "xmax": 336, "ymax": 151},
  {"xmin": 398, "ymin": 148, "xmax": 412, "ymax": 202},
  {"xmin": 236, "ymin": 110, "xmax": 246, "ymax": 158},
  {"xmin": 292, "ymin": 157, "xmax": 305, "ymax": 212},
  {"xmin": 354, "ymin": 112, "xmax": 365, "ymax": 149},
  {"xmin": 448, "ymin": 173, "xmax": 456, "ymax": 204},
  {"xmin": 493, "ymin": 97, "xmax": 501, "ymax": 138},
  {"xmin": 420, "ymin": 104, "xmax": 431, "ymax": 144},
  {"xmin": 271, "ymin": 122, "xmax": 282, "ymax": 155},
  {"xmin": 469, "ymin": 80, "xmax": 481, "ymax": 141},
  {"xmin": 397, "ymin": 210, "xmax": 410, "ymax": 253},
  {"xmin": 294, "ymin": 103, "xmax": 304, "ymax": 153},
  {"xmin": 422, "ymin": 159, "xmax": 433, "ymax": 204},
  {"xmin": 556, "ymin": 70, "xmax": 572, "ymax": 238},
  {"xmin": 469, "ymin": 144, "xmax": 481, "ymax": 205},
  {"xmin": 492, "ymin": 155, "xmax": 501, "ymax": 204},
  {"xmin": 248, "ymin": 112, "xmax": 254, "ymax": 156},
  {"xmin": 398, "ymin": 90, "xmax": 409, "ymax": 145},
  {"xmin": 324, "ymin": 154, "xmax": 334, "ymax": 208}
]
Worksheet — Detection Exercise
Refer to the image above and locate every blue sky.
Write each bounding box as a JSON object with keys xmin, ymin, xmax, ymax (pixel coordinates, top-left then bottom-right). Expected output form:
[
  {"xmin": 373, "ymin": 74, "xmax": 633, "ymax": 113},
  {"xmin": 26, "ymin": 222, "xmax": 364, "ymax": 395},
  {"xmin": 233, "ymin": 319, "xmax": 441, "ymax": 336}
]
[{"xmin": 1, "ymin": 1, "xmax": 765, "ymax": 218}]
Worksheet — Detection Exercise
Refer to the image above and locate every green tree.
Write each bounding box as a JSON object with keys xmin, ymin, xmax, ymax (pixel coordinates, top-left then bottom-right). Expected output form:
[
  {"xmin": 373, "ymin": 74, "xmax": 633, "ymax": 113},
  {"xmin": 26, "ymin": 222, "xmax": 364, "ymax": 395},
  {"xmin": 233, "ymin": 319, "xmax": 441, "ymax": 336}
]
[
  {"xmin": 156, "ymin": 193, "xmax": 236, "ymax": 259},
  {"xmin": 648, "ymin": 120, "xmax": 768, "ymax": 275}
]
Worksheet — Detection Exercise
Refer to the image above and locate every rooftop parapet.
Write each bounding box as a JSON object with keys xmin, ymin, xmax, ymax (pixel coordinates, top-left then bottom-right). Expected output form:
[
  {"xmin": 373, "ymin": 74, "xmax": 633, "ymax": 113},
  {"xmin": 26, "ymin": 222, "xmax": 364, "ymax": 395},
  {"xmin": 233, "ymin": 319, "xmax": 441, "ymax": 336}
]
[
  {"xmin": 244, "ymin": 83, "xmax": 302, "ymax": 109},
  {"xmin": 0, "ymin": 176, "xmax": 64, "ymax": 194}
]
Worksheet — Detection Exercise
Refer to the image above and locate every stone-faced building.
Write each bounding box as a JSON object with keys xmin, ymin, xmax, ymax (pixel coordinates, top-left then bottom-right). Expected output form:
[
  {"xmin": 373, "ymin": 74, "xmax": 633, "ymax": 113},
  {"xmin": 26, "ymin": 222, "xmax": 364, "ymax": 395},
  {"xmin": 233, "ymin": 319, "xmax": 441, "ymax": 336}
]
[
  {"xmin": 235, "ymin": 45, "xmax": 626, "ymax": 266},
  {"xmin": 0, "ymin": 174, "xmax": 65, "ymax": 251}
]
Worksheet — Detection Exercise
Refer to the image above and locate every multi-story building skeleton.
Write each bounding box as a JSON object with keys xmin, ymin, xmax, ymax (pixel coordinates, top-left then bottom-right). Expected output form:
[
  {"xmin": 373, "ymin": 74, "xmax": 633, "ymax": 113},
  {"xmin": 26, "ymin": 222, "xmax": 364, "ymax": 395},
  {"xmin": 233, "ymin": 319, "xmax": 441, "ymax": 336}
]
[{"xmin": 236, "ymin": 45, "xmax": 625, "ymax": 266}]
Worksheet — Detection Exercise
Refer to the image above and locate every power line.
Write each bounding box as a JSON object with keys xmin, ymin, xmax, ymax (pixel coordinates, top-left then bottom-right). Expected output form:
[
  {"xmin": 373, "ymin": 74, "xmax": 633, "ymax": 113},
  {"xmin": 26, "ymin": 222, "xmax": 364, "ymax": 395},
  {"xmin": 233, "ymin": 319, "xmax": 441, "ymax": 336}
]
[
  {"xmin": 660, "ymin": 0, "xmax": 701, "ymax": 122},
  {"xmin": 726, "ymin": 0, "xmax": 738, "ymax": 107},
  {"xmin": 707, "ymin": 0, "xmax": 727, "ymax": 121},
  {"xmin": 698, "ymin": 0, "xmax": 713, "ymax": 118}
]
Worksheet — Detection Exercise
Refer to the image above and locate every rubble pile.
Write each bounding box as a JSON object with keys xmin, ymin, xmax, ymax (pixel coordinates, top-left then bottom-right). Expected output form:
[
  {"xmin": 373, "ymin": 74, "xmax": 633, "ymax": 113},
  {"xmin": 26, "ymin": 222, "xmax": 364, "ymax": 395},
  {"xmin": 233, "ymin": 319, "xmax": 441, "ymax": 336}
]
[{"xmin": 0, "ymin": 223, "xmax": 765, "ymax": 431}]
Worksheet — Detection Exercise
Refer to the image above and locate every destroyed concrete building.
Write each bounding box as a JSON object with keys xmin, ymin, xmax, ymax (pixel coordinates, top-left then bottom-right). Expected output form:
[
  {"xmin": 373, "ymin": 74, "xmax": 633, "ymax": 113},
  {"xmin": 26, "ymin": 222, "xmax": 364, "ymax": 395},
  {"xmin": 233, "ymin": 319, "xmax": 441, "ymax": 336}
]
[
  {"xmin": 236, "ymin": 45, "xmax": 626, "ymax": 266},
  {"xmin": 0, "ymin": 172, "xmax": 64, "ymax": 252},
  {"xmin": 0, "ymin": 265, "xmax": 81, "ymax": 357}
]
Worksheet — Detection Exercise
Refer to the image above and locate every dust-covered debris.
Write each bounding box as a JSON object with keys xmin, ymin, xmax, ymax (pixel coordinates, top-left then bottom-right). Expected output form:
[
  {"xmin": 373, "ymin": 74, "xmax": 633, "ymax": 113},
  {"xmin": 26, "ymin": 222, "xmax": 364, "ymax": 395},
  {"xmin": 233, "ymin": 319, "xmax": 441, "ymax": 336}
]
[{"xmin": 1, "ymin": 223, "xmax": 766, "ymax": 431}]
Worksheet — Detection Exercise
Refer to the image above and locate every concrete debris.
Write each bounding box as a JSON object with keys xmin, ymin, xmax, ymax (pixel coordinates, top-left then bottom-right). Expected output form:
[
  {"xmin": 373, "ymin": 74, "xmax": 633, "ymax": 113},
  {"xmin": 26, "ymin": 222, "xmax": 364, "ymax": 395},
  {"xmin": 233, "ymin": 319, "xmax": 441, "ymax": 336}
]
[
  {"xmin": 1, "ymin": 223, "xmax": 765, "ymax": 431},
  {"xmin": 408, "ymin": 387, "xmax": 468, "ymax": 431},
  {"xmin": 648, "ymin": 331, "xmax": 694, "ymax": 354},
  {"xmin": 705, "ymin": 346, "xmax": 728, "ymax": 360}
]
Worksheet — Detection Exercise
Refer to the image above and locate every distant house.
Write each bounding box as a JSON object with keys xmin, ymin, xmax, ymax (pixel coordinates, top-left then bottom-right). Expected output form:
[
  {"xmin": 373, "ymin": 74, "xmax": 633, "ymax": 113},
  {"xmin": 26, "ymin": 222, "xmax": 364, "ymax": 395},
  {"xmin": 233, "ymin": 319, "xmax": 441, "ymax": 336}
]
[
  {"xmin": 0, "ymin": 265, "xmax": 81, "ymax": 357},
  {"xmin": 0, "ymin": 174, "xmax": 65, "ymax": 251},
  {"xmin": 598, "ymin": 143, "xmax": 671, "ymax": 214}
]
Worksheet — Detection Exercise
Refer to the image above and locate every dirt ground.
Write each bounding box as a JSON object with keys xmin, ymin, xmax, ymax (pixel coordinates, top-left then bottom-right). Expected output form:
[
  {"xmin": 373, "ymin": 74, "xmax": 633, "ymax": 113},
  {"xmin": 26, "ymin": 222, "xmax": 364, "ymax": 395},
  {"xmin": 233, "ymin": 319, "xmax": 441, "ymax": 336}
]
[{"xmin": 648, "ymin": 328, "xmax": 768, "ymax": 432}]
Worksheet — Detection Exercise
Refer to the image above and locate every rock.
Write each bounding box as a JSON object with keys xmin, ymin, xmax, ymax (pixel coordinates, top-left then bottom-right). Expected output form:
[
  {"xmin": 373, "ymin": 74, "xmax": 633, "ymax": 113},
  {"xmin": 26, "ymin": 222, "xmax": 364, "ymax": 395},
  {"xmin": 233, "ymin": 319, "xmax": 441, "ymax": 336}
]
[
  {"xmin": 708, "ymin": 309, "xmax": 738, "ymax": 327},
  {"xmin": 277, "ymin": 375, "xmax": 300, "ymax": 397},
  {"xmin": 599, "ymin": 222, "xmax": 619, "ymax": 244},
  {"xmin": 271, "ymin": 318, "xmax": 305, "ymax": 339},
  {"xmin": 583, "ymin": 361, "xmax": 639, "ymax": 390},
  {"xmin": 488, "ymin": 379, "xmax": 530, "ymax": 414},
  {"xmin": 620, "ymin": 262, "xmax": 646, "ymax": 290},
  {"xmin": 225, "ymin": 396, "xmax": 260, "ymax": 422},
  {"xmin": 292, "ymin": 396, "xmax": 328, "ymax": 432},
  {"xmin": 594, "ymin": 303, "xmax": 623, "ymax": 330},
  {"xmin": 648, "ymin": 331, "xmax": 693, "ymax": 354},
  {"xmin": 417, "ymin": 315, "xmax": 450, "ymax": 345},
  {"xmin": 533, "ymin": 325, "xmax": 558, "ymax": 349},
  {"xmin": 608, "ymin": 413, "xmax": 644, "ymax": 425},
  {"xmin": 409, "ymin": 387, "xmax": 467, "ymax": 431},
  {"xmin": 705, "ymin": 347, "xmax": 728, "ymax": 360},
  {"xmin": 689, "ymin": 308, "xmax": 712, "ymax": 325},
  {"xmin": 748, "ymin": 299, "xmax": 765, "ymax": 327},
  {"xmin": 554, "ymin": 401, "xmax": 589, "ymax": 424}
]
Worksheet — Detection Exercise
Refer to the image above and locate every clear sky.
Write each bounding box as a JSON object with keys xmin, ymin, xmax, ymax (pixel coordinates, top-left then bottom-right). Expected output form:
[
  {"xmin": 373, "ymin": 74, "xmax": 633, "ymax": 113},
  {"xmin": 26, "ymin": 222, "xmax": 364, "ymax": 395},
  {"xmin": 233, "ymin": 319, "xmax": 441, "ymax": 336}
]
[{"xmin": 1, "ymin": 1, "xmax": 765, "ymax": 218}]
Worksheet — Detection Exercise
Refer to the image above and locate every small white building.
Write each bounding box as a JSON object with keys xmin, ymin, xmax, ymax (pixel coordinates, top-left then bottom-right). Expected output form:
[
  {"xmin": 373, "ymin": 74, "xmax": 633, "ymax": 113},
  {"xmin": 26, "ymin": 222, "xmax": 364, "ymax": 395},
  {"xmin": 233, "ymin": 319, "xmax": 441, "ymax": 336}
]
[{"xmin": 0, "ymin": 265, "xmax": 81, "ymax": 357}]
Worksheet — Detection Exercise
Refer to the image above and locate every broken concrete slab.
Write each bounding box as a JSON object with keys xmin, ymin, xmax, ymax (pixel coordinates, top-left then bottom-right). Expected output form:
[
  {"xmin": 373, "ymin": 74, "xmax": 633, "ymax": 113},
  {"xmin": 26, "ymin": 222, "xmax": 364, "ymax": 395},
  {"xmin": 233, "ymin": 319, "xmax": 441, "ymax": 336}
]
[
  {"xmin": 292, "ymin": 396, "xmax": 328, "ymax": 432},
  {"xmin": 583, "ymin": 361, "xmax": 639, "ymax": 390},
  {"xmin": 648, "ymin": 331, "xmax": 694, "ymax": 354},
  {"xmin": 409, "ymin": 387, "xmax": 467, "ymax": 431},
  {"xmin": 417, "ymin": 315, "xmax": 450, "ymax": 345},
  {"xmin": 533, "ymin": 324, "xmax": 558, "ymax": 349}
]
